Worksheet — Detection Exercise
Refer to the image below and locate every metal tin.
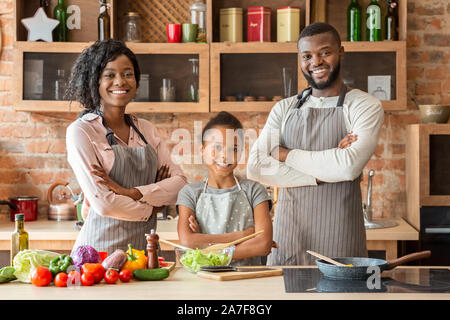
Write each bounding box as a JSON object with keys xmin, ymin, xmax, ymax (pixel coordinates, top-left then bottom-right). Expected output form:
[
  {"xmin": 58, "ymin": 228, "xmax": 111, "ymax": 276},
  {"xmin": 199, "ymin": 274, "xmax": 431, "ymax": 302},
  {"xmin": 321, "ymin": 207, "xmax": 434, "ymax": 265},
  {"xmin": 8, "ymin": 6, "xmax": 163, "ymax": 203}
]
[
  {"xmin": 247, "ymin": 6, "xmax": 271, "ymax": 42},
  {"xmin": 277, "ymin": 6, "xmax": 300, "ymax": 42},
  {"xmin": 220, "ymin": 8, "xmax": 243, "ymax": 42}
]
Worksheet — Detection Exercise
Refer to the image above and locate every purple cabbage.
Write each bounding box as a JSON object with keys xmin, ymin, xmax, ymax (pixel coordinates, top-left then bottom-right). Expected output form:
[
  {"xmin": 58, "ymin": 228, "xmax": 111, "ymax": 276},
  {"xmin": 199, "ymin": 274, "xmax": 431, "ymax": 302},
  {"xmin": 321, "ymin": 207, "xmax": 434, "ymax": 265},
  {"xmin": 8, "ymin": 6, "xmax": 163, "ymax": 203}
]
[{"xmin": 71, "ymin": 245, "xmax": 101, "ymax": 267}]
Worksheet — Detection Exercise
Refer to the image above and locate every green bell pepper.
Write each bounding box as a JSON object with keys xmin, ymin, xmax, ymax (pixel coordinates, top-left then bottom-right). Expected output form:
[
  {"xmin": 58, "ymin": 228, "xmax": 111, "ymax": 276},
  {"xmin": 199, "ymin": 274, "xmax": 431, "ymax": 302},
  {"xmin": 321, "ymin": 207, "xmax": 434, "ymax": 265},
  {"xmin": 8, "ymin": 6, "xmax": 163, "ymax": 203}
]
[{"xmin": 49, "ymin": 254, "xmax": 72, "ymax": 275}]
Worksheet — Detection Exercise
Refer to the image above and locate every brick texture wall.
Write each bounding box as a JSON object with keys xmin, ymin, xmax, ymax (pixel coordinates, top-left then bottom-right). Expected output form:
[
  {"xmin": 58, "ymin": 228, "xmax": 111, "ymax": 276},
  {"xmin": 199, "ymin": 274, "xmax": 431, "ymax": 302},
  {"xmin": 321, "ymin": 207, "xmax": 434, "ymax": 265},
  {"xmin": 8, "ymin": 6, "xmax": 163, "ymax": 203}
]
[{"xmin": 0, "ymin": 0, "xmax": 448, "ymax": 221}]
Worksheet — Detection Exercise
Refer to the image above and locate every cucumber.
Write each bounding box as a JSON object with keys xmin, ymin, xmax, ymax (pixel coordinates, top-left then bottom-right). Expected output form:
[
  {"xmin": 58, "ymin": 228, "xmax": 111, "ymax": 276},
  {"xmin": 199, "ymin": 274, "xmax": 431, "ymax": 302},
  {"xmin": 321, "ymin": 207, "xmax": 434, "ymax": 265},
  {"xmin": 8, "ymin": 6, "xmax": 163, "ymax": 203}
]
[{"xmin": 133, "ymin": 268, "xmax": 170, "ymax": 281}]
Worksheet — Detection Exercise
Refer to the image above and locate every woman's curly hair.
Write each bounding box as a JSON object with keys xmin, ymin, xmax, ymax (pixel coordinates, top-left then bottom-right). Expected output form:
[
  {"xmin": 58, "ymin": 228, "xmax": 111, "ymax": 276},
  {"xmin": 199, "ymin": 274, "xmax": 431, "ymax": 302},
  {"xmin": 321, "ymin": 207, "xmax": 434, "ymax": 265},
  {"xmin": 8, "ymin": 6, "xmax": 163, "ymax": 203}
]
[{"xmin": 65, "ymin": 39, "xmax": 141, "ymax": 117}]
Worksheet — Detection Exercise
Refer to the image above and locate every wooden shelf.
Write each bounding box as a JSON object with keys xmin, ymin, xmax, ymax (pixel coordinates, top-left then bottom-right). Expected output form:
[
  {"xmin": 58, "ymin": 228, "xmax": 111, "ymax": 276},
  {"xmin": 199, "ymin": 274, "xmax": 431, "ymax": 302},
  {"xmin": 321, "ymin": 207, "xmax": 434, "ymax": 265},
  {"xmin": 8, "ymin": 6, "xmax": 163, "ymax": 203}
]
[
  {"xmin": 211, "ymin": 41, "xmax": 407, "ymax": 113},
  {"xmin": 13, "ymin": 0, "xmax": 408, "ymax": 113},
  {"xmin": 13, "ymin": 42, "xmax": 209, "ymax": 113},
  {"xmin": 406, "ymin": 124, "xmax": 450, "ymax": 230}
]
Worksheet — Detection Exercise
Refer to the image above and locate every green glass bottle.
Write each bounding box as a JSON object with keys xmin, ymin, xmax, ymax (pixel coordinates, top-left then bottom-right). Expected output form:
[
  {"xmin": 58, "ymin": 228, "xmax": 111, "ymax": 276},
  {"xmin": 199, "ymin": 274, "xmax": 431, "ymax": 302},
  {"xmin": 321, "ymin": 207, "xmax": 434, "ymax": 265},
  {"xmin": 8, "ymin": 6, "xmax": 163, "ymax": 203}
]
[
  {"xmin": 53, "ymin": 0, "xmax": 67, "ymax": 42},
  {"xmin": 347, "ymin": 0, "xmax": 362, "ymax": 42},
  {"xmin": 366, "ymin": 0, "xmax": 382, "ymax": 41},
  {"xmin": 385, "ymin": 0, "xmax": 398, "ymax": 41},
  {"xmin": 10, "ymin": 214, "xmax": 29, "ymax": 266}
]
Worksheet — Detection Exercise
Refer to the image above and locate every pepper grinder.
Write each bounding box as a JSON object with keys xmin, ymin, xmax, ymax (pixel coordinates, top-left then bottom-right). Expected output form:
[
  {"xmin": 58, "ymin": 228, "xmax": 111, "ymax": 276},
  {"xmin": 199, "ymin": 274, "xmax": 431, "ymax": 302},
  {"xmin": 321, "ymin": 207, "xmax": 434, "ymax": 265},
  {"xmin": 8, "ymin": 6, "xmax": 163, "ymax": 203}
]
[{"xmin": 146, "ymin": 229, "xmax": 160, "ymax": 269}]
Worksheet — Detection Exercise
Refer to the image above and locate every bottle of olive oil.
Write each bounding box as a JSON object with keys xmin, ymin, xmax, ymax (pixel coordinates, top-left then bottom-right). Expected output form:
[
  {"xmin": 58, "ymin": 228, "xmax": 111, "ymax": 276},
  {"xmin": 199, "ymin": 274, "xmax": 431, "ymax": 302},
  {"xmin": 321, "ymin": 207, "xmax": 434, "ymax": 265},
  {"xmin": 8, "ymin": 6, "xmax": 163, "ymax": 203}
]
[{"xmin": 10, "ymin": 214, "xmax": 29, "ymax": 265}]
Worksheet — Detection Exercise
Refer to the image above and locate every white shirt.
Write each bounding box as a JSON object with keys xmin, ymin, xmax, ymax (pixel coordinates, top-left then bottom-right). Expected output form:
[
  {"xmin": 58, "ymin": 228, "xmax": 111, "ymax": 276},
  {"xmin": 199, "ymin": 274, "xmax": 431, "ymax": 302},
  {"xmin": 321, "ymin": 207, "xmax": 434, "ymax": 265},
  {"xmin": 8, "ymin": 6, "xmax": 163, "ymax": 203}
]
[{"xmin": 247, "ymin": 89, "xmax": 384, "ymax": 187}]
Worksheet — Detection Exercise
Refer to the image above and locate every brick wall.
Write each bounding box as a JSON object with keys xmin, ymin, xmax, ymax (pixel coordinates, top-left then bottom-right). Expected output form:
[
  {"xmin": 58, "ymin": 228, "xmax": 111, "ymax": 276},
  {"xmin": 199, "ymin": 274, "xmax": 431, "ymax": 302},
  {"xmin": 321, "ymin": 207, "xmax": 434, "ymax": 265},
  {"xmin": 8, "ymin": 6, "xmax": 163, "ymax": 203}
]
[{"xmin": 0, "ymin": 0, "xmax": 448, "ymax": 221}]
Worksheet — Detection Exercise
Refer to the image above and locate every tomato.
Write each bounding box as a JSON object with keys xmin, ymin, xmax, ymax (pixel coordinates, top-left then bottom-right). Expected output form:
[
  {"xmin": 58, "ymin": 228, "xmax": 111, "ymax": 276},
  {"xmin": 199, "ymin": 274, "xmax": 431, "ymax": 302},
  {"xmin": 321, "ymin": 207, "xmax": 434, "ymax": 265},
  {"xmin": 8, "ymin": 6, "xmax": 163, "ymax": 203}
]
[
  {"xmin": 81, "ymin": 272, "xmax": 95, "ymax": 286},
  {"xmin": 119, "ymin": 269, "xmax": 132, "ymax": 282},
  {"xmin": 54, "ymin": 272, "xmax": 68, "ymax": 287},
  {"xmin": 67, "ymin": 270, "xmax": 81, "ymax": 286},
  {"xmin": 31, "ymin": 266, "xmax": 52, "ymax": 287},
  {"xmin": 81, "ymin": 263, "xmax": 105, "ymax": 283},
  {"xmin": 104, "ymin": 269, "xmax": 119, "ymax": 284},
  {"xmin": 158, "ymin": 257, "xmax": 165, "ymax": 261},
  {"xmin": 159, "ymin": 261, "xmax": 168, "ymax": 267}
]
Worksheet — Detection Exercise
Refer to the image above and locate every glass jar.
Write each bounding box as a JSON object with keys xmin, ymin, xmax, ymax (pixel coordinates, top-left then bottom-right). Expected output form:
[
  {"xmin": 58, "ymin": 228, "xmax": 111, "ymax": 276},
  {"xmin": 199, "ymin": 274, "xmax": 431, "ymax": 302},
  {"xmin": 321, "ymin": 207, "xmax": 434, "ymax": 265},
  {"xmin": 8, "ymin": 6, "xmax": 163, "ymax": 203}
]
[
  {"xmin": 160, "ymin": 78, "xmax": 176, "ymax": 102},
  {"xmin": 186, "ymin": 58, "xmax": 199, "ymax": 102},
  {"xmin": 135, "ymin": 74, "xmax": 149, "ymax": 101},
  {"xmin": 55, "ymin": 69, "xmax": 66, "ymax": 100},
  {"xmin": 123, "ymin": 12, "xmax": 141, "ymax": 42},
  {"xmin": 190, "ymin": 0, "xmax": 207, "ymax": 42}
]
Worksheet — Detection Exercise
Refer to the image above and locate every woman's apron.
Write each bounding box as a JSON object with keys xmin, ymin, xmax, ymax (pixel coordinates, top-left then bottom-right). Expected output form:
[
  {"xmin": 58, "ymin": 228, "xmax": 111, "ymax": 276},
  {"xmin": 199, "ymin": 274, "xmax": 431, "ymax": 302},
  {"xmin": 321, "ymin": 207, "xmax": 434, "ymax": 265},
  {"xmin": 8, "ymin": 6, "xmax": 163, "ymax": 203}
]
[
  {"xmin": 267, "ymin": 85, "xmax": 367, "ymax": 266},
  {"xmin": 72, "ymin": 114, "xmax": 158, "ymax": 255},
  {"xmin": 195, "ymin": 177, "xmax": 263, "ymax": 266}
]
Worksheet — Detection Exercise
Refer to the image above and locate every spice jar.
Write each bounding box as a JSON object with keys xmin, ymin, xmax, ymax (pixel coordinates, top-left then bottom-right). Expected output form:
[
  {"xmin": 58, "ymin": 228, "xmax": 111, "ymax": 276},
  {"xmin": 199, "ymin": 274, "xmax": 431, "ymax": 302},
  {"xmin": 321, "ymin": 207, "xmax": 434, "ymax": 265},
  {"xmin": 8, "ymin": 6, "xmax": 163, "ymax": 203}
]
[
  {"xmin": 190, "ymin": 0, "xmax": 207, "ymax": 43},
  {"xmin": 277, "ymin": 6, "xmax": 300, "ymax": 42},
  {"xmin": 122, "ymin": 12, "xmax": 141, "ymax": 42},
  {"xmin": 220, "ymin": 8, "xmax": 243, "ymax": 42},
  {"xmin": 247, "ymin": 7, "xmax": 271, "ymax": 42}
]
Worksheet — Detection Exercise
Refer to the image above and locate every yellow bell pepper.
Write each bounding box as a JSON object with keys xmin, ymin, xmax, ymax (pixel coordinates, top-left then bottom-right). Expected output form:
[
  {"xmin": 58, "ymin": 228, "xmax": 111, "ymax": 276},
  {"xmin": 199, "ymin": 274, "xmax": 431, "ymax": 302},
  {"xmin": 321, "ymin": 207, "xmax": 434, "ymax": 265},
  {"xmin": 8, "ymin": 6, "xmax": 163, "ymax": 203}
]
[{"xmin": 122, "ymin": 244, "xmax": 147, "ymax": 272}]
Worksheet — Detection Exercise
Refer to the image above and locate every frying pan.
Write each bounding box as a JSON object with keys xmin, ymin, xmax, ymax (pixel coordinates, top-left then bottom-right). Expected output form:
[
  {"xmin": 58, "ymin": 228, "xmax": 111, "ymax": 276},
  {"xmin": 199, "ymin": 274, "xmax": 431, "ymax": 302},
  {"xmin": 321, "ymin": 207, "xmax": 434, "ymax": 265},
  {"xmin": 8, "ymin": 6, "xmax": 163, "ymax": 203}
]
[{"xmin": 315, "ymin": 251, "xmax": 431, "ymax": 280}]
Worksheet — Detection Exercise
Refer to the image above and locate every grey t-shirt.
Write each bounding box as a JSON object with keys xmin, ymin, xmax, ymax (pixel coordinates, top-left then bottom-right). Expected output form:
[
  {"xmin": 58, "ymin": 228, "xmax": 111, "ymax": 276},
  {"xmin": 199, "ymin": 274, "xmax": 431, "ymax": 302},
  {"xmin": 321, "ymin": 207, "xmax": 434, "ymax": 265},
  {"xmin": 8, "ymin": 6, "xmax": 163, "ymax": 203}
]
[{"xmin": 176, "ymin": 178, "xmax": 272, "ymax": 214}]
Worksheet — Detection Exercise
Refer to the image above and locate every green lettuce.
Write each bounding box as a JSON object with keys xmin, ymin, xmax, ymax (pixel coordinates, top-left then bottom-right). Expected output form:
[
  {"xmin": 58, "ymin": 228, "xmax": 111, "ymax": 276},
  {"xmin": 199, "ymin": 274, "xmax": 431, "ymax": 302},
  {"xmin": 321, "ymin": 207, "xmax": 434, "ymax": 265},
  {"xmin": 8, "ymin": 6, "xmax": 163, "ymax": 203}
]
[
  {"xmin": 13, "ymin": 249, "xmax": 60, "ymax": 283},
  {"xmin": 180, "ymin": 249, "xmax": 231, "ymax": 273}
]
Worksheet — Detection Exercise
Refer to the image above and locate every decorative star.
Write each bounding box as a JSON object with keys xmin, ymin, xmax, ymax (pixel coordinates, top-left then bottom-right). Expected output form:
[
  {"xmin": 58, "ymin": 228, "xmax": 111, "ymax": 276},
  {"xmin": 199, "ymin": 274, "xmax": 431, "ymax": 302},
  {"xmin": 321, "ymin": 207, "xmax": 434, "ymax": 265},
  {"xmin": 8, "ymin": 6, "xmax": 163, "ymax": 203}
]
[{"xmin": 21, "ymin": 7, "xmax": 60, "ymax": 42}]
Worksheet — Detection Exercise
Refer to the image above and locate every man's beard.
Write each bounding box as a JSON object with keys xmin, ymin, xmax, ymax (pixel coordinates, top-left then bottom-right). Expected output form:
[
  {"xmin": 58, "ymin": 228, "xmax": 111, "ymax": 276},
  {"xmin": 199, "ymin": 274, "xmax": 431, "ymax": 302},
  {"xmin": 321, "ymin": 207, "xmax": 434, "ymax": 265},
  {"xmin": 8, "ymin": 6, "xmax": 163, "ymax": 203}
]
[{"xmin": 301, "ymin": 61, "xmax": 341, "ymax": 90}]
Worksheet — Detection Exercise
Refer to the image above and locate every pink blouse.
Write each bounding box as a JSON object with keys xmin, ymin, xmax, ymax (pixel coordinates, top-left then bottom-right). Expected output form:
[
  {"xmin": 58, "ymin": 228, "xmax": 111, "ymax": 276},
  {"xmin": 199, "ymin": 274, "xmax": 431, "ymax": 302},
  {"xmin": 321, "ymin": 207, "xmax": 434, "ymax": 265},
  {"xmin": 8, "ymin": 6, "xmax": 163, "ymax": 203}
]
[{"xmin": 66, "ymin": 113, "xmax": 187, "ymax": 222}]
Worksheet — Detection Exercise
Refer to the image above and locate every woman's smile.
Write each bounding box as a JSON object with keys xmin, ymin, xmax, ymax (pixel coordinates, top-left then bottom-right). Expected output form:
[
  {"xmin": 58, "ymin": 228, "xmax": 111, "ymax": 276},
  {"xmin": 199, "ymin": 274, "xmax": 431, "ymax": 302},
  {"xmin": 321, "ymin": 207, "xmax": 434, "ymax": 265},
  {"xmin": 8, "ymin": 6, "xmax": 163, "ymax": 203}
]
[{"xmin": 98, "ymin": 54, "xmax": 137, "ymax": 108}]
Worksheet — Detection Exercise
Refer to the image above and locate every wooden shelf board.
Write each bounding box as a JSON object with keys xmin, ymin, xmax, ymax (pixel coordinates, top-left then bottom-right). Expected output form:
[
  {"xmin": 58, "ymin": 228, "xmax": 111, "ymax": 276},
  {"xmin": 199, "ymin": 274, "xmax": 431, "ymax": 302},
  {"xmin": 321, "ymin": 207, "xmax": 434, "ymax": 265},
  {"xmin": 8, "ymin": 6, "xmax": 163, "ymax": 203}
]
[
  {"xmin": 210, "ymin": 40, "xmax": 406, "ymax": 53},
  {"xmin": 342, "ymin": 40, "xmax": 407, "ymax": 52},
  {"xmin": 211, "ymin": 101, "xmax": 277, "ymax": 113},
  {"xmin": 126, "ymin": 42, "xmax": 210, "ymax": 54},
  {"xmin": 211, "ymin": 42, "xmax": 298, "ymax": 53},
  {"xmin": 14, "ymin": 100, "xmax": 72, "ymax": 112},
  {"xmin": 211, "ymin": 100, "xmax": 407, "ymax": 113},
  {"xmin": 126, "ymin": 102, "xmax": 209, "ymax": 113},
  {"xmin": 14, "ymin": 41, "xmax": 93, "ymax": 53}
]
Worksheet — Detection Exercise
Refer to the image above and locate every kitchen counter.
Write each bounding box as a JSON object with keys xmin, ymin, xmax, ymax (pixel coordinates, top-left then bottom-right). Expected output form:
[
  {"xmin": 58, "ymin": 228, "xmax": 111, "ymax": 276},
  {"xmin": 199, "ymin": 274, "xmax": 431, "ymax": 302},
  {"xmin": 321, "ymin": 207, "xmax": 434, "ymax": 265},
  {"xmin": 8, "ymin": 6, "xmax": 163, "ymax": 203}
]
[
  {"xmin": 0, "ymin": 266, "xmax": 448, "ymax": 300},
  {"xmin": 0, "ymin": 219, "xmax": 178, "ymax": 251},
  {"xmin": 0, "ymin": 218, "xmax": 418, "ymax": 258}
]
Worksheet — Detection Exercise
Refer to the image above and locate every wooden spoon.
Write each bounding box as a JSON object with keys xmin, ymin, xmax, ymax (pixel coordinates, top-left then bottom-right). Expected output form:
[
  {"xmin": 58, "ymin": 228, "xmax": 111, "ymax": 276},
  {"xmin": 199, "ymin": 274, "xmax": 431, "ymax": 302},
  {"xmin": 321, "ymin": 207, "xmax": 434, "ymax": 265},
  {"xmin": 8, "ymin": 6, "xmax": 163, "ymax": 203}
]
[
  {"xmin": 156, "ymin": 238, "xmax": 193, "ymax": 251},
  {"xmin": 306, "ymin": 250, "xmax": 349, "ymax": 267},
  {"xmin": 204, "ymin": 230, "xmax": 264, "ymax": 250}
]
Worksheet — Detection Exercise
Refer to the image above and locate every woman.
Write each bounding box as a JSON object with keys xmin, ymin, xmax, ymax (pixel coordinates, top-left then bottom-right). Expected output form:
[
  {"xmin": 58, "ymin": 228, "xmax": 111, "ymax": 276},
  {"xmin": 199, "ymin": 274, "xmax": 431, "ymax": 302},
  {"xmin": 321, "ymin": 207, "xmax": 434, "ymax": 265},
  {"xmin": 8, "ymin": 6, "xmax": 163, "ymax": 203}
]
[{"xmin": 66, "ymin": 39, "xmax": 187, "ymax": 254}]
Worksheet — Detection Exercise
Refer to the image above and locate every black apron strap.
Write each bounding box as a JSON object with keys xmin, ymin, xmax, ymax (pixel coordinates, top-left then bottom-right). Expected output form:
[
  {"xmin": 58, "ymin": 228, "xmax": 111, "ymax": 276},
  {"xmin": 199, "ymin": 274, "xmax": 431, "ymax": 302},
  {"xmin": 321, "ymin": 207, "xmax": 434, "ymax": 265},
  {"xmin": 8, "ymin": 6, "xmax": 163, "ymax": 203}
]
[
  {"xmin": 294, "ymin": 83, "xmax": 347, "ymax": 109},
  {"xmin": 94, "ymin": 109, "xmax": 149, "ymax": 146},
  {"xmin": 294, "ymin": 87, "xmax": 313, "ymax": 109},
  {"xmin": 126, "ymin": 115, "xmax": 149, "ymax": 145},
  {"xmin": 336, "ymin": 83, "xmax": 348, "ymax": 107}
]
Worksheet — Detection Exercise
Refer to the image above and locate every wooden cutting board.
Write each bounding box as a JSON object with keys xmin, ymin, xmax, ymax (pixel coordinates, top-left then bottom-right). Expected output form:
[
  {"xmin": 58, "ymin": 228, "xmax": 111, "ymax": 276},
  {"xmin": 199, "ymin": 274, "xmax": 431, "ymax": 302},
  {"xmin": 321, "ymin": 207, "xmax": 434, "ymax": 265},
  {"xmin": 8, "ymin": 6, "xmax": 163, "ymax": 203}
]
[
  {"xmin": 196, "ymin": 268, "xmax": 283, "ymax": 281},
  {"xmin": 163, "ymin": 261, "xmax": 175, "ymax": 272}
]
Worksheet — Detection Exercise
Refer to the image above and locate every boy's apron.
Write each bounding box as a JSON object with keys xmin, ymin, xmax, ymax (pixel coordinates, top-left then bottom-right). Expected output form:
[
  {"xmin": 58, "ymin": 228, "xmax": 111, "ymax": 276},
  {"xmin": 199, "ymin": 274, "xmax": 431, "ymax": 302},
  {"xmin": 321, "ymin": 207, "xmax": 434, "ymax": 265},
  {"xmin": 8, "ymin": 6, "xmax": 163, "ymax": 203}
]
[
  {"xmin": 267, "ymin": 85, "xmax": 367, "ymax": 266},
  {"xmin": 72, "ymin": 114, "xmax": 157, "ymax": 255},
  {"xmin": 195, "ymin": 177, "xmax": 263, "ymax": 266}
]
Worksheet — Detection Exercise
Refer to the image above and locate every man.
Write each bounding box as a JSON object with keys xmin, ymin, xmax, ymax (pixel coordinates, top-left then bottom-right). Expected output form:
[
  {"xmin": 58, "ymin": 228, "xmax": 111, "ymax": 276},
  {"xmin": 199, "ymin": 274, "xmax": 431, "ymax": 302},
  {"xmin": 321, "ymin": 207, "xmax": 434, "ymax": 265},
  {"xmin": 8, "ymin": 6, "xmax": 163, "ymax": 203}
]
[{"xmin": 247, "ymin": 23, "xmax": 384, "ymax": 265}]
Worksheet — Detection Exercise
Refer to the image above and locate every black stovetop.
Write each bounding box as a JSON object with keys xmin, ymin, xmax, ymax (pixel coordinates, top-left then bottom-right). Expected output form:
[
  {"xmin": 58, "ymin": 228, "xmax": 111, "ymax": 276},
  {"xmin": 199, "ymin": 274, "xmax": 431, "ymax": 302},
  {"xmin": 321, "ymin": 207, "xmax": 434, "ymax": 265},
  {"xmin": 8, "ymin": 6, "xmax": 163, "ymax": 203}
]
[{"xmin": 283, "ymin": 268, "xmax": 450, "ymax": 293}]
